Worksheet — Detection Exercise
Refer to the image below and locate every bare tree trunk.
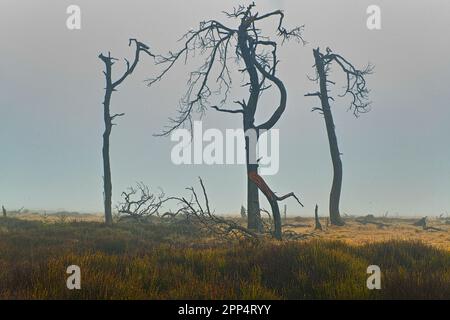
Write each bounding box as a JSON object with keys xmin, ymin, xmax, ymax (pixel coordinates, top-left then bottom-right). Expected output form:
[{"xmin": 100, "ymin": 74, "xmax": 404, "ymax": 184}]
[
  {"xmin": 269, "ymin": 198, "xmax": 282, "ymax": 240},
  {"xmin": 2, "ymin": 206, "xmax": 6, "ymax": 217},
  {"xmin": 247, "ymin": 171, "xmax": 261, "ymax": 230},
  {"xmin": 102, "ymin": 90, "xmax": 113, "ymax": 226},
  {"xmin": 314, "ymin": 204, "xmax": 322, "ymax": 230},
  {"xmin": 313, "ymin": 49, "xmax": 345, "ymax": 226},
  {"xmin": 246, "ymin": 138, "xmax": 262, "ymax": 231},
  {"xmin": 307, "ymin": 48, "xmax": 371, "ymax": 225},
  {"xmin": 239, "ymin": 24, "xmax": 262, "ymax": 232}
]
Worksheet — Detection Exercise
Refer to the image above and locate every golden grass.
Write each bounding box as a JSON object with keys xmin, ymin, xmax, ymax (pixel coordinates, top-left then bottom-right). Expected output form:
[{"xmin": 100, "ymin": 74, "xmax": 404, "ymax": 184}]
[
  {"xmin": 286, "ymin": 217, "xmax": 450, "ymax": 251},
  {"xmin": 0, "ymin": 216, "xmax": 449, "ymax": 299},
  {"xmin": 9, "ymin": 213, "xmax": 449, "ymax": 250}
]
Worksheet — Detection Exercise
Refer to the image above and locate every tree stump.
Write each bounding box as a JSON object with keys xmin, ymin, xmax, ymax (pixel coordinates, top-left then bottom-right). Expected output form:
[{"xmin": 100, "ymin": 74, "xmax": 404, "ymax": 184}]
[
  {"xmin": 314, "ymin": 204, "xmax": 322, "ymax": 230},
  {"xmin": 240, "ymin": 205, "xmax": 247, "ymax": 219},
  {"xmin": 413, "ymin": 217, "xmax": 427, "ymax": 228}
]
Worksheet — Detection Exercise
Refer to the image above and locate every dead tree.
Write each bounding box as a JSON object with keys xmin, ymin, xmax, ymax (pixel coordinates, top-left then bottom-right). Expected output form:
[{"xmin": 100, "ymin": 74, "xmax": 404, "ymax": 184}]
[
  {"xmin": 413, "ymin": 217, "xmax": 427, "ymax": 227},
  {"xmin": 146, "ymin": 3, "xmax": 304, "ymax": 232},
  {"xmin": 117, "ymin": 183, "xmax": 167, "ymax": 221},
  {"xmin": 314, "ymin": 204, "xmax": 322, "ymax": 230},
  {"xmin": 305, "ymin": 47, "xmax": 373, "ymax": 226},
  {"xmin": 166, "ymin": 178, "xmax": 260, "ymax": 240},
  {"xmin": 356, "ymin": 215, "xmax": 389, "ymax": 228},
  {"xmin": 98, "ymin": 39, "xmax": 154, "ymax": 225}
]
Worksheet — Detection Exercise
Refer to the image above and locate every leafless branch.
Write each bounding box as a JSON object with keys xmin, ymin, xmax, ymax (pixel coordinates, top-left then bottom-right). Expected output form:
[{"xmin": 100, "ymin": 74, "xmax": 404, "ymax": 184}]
[
  {"xmin": 117, "ymin": 183, "xmax": 167, "ymax": 220},
  {"xmin": 210, "ymin": 105, "xmax": 243, "ymax": 114},
  {"xmin": 100, "ymin": 39, "xmax": 155, "ymax": 90},
  {"xmin": 308, "ymin": 48, "xmax": 373, "ymax": 117},
  {"xmin": 146, "ymin": 3, "xmax": 304, "ymax": 135},
  {"xmin": 166, "ymin": 178, "xmax": 260, "ymax": 240}
]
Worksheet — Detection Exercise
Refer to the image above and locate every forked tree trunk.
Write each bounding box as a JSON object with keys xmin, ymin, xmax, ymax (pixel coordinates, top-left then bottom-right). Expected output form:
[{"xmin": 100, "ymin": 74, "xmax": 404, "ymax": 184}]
[
  {"xmin": 248, "ymin": 172, "xmax": 282, "ymax": 240},
  {"xmin": 313, "ymin": 49, "xmax": 344, "ymax": 226},
  {"xmin": 99, "ymin": 39, "xmax": 152, "ymax": 226},
  {"xmin": 248, "ymin": 172, "xmax": 303, "ymax": 240}
]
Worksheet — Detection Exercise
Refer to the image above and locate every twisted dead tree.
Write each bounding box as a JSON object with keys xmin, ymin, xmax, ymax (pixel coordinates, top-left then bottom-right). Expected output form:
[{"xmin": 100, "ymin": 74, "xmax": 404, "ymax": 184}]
[
  {"xmin": 146, "ymin": 3, "xmax": 305, "ymax": 232},
  {"xmin": 98, "ymin": 39, "xmax": 154, "ymax": 225},
  {"xmin": 305, "ymin": 47, "xmax": 373, "ymax": 226}
]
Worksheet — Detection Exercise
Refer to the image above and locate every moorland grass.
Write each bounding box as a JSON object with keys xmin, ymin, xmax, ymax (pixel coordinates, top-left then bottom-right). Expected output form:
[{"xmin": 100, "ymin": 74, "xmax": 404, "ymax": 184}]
[{"xmin": 0, "ymin": 217, "xmax": 449, "ymax": 299}]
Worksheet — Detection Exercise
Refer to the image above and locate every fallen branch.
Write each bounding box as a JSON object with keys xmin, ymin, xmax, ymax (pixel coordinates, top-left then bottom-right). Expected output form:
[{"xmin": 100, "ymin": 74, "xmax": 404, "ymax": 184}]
[
  {"xmin": 281, "ymin": 223, "xmax": 310, "ymax": 228},
  {"xmin": 423, "ymin": 225, "xmax": 445, "ymax": 232},
  {"xmin": 155, "ymin": 178, "xmax": 262, "ymax": 241},
  {"xmin": 356, "ymin": 215, "xmax": 390, "ymax": 228},
  {"xmin": 282, "ymin": 230, "xmax": 318, "ymax": 241}
]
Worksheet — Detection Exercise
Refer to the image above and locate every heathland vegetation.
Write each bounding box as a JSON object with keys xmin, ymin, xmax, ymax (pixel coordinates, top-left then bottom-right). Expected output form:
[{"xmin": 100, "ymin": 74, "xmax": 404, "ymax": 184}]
[{"xmin": 0, "ymin": 216, "xmax": 449, "ymax": 299}]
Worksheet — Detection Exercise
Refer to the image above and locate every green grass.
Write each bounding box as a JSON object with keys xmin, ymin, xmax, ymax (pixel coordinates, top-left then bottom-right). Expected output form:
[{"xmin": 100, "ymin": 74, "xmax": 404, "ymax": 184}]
[{"xmin": 0, "ymin": 217, "xmax": 449, "ymax": 299}]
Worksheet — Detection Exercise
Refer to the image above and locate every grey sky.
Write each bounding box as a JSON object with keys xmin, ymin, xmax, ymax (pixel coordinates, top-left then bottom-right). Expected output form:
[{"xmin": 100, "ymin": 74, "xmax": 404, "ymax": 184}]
[{"xmin": 1, "ymin": 0, "xmax": 449, "ymax": 216}]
